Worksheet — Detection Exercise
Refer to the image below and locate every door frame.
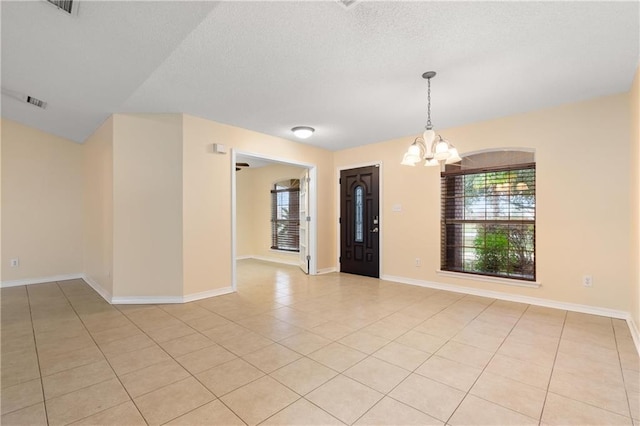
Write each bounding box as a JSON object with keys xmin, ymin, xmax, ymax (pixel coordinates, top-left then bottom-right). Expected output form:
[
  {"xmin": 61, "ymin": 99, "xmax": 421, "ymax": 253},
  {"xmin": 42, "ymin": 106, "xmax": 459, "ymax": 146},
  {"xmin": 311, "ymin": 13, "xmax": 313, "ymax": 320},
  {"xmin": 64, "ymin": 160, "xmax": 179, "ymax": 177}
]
[
  {"xmin": 231, "ymin": 149, "xmax": 318, "ymax": 291},
  {"xmin": 336, "ymin": 161, "xmax": 383, "ymax": 278}
]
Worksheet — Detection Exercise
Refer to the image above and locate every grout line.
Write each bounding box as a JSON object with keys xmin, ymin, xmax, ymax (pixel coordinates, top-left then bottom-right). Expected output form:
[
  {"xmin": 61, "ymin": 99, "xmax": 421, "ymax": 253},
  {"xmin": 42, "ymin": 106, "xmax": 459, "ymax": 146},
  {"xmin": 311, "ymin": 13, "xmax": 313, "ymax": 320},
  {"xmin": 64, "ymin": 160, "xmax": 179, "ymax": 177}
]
[
  {"xmin": 536, "ymin": 307, "xmax": 567, "ymax": 426},
  {"xmin": 24, "ymin": 284, "xmax": 51, "ymax": 425},
  {"xmin": 612, "ymin": 320, "xmax": 635, "ymax": 420},
  {"xmin": 55, "ymin": 281, "xmax": 151, "ymax": 425}
]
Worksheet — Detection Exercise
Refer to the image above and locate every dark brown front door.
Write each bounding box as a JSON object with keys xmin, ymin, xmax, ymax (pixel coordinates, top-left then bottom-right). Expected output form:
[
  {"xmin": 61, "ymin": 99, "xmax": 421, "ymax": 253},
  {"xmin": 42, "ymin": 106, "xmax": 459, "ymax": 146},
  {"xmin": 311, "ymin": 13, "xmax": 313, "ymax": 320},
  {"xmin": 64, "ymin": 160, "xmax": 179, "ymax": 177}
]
[{"xmin": 340, "ymin": 165, "xmax": 380, "ymax": 278}]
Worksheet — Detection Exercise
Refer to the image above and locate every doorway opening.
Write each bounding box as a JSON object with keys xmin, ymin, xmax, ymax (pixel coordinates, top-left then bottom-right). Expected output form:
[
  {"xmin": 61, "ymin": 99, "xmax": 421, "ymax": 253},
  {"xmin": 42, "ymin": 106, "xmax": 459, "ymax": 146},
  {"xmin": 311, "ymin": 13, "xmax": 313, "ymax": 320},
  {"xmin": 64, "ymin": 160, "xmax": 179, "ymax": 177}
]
[{"xmin": 231, "ymin": 149, "xmax": 317, "ymax": 291}]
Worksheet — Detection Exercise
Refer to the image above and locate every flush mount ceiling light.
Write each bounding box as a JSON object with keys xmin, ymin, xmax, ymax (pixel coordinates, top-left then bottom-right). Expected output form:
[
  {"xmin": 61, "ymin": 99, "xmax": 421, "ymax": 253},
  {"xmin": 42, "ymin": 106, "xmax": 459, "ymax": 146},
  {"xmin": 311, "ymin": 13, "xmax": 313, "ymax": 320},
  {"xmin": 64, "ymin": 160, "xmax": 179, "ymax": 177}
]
[
  {"xmin": 291, "ymin": 126, "xmax": 315, "ymax": 139},
  {"xmin": 401, "ymin": 71, "xmax": 461, "ymax": 168}
]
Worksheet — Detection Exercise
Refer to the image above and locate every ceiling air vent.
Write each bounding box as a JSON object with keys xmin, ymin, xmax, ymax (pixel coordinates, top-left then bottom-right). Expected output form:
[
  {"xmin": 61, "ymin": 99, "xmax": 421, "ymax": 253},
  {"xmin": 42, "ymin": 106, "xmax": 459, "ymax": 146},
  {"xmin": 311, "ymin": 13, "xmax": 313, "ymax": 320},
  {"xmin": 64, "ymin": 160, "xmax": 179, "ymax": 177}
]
[
  {"xmin": 26, "ymin": 96, "xmax": 48, "ymax": 109},
  {"xmin": 44, "ymin": 0, "xmax": 78, "ymax": 16}
]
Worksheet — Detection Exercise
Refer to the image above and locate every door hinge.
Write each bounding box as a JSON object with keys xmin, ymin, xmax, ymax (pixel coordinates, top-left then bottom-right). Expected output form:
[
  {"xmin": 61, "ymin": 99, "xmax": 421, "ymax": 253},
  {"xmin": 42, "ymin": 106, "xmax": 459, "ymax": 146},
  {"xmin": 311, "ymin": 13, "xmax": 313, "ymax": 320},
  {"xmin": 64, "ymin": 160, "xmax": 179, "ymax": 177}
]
[
  {"xmin": 306, "ymin": 177, "xmax": 311, "ymax": 183},
  {"xmin": 339, "ymin": 256, "xmax": 342, "ymax": 263},
  {"xmin": 307, "ymin": 255, "xmax": 311, "ymax": 261},
  {"xmin": 306, "ymin": 216, "xmax": 311, "ymax": 222},
  {"xmin": 339, "ymin": 217, "xmax": 341, "ymax": 224},
  {"xmin": 339, "ymin": 178, "xmax": 342, "ymax": 184}
]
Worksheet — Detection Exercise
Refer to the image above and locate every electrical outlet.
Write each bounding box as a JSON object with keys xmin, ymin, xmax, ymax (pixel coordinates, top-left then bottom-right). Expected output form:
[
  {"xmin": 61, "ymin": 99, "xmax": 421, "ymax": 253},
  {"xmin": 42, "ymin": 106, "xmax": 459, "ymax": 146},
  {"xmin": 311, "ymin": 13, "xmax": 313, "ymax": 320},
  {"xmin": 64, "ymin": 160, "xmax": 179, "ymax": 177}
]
[
  {"xmin": 10, "ymin": 258, "xmax": 19, "ymax": 267},
  {"xmin": 415, "ymin": 258, "xmax": 421, "ymax": 267},
  {"xmin": 582, "ymin": 275, "xmax": 593, "ymax": 287}
]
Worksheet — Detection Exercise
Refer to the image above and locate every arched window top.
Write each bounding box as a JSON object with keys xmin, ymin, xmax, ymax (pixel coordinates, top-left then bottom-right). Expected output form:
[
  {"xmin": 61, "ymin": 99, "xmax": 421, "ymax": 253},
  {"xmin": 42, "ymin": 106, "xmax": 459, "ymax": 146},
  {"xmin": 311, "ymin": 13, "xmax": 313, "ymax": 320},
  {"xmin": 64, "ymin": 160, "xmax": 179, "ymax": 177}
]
[{"xmin": 444, "ymin": 149, "xmax": 535, "ymax": 174}]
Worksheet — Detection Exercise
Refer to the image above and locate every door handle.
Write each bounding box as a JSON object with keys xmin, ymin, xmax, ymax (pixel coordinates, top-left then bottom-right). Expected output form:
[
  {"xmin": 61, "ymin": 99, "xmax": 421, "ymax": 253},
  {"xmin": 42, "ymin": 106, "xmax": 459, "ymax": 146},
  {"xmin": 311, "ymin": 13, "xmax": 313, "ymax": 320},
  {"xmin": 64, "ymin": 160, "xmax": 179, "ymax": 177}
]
[{"xmin": 370, "ymin": 227, "xmax": 379, "ymax": 233}]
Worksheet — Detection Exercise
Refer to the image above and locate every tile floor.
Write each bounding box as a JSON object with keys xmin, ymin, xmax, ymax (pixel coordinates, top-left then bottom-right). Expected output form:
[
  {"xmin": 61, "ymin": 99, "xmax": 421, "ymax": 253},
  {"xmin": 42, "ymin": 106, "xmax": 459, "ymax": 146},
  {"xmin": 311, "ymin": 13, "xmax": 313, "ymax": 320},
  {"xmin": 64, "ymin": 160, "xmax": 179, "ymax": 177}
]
[{"xmin": 1, "ymin": 259, "xmax": 639, "ymax": 425}]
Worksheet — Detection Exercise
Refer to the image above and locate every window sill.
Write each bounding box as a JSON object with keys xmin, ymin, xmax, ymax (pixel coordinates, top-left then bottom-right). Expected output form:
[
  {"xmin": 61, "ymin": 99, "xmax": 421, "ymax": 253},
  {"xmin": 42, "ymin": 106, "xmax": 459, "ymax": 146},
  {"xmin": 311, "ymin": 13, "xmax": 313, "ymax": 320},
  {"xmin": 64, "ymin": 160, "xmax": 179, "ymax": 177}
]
[
  {"xmin": 269, "ymin": 249, "xmax": 300, "ymax": 254},
  {"xmin": 436, "ymin": 270, "xmax": 541, "ymax": 289}
]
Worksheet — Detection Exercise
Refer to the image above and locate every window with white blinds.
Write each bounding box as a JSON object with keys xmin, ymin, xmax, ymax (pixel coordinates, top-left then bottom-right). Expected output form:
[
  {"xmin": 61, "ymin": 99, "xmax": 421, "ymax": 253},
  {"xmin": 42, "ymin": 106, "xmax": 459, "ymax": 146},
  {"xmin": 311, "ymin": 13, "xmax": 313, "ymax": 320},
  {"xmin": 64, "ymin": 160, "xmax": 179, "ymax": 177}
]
[
  {"xmin": 271, "ymin": 179, "xmax": 300, "ymax": 252},
  {"xmin": 441, "ymin": 151, "xmax": 536, "ymax": 281}
]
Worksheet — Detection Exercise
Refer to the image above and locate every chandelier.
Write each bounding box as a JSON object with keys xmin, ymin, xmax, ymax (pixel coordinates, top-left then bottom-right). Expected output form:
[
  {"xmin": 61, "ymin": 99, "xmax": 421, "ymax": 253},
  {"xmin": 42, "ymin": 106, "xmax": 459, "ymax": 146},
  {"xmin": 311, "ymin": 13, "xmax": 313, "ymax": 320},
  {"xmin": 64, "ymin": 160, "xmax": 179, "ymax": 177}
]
[{"xmin": 401, "ymin": 71, "xmax": 461, "ymax": 167}]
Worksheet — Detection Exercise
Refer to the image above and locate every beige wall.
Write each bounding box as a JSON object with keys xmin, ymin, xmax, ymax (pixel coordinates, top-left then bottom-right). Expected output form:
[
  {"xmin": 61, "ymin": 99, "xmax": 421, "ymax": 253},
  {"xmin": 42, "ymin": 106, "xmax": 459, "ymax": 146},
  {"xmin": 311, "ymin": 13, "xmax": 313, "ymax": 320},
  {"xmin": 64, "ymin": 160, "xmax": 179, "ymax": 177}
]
[
  {"xmin": 630, "ymin": 66, "xmax": 640, "ymax": 331},
  {"xmin": 236, "ymin": 163, "xmax": 306, "ymax": 264},
  {"xmin": 1, "ymin": 119, "xmax": 83, "ymax": 282},
  {"xmin": 181, "ymin": 115, "xmax": 335, "ymax": 294},
  {"xmin": 83, "ymin": 117, "xmax": 114, "ymax": 296},
  {"xmin": 112, "ymin": 114, "xmax": 183, "ymax": 298},
  {"xmin": 182, "ymin": 114, "xmax": 231, "ymax": 296},
  {"xmin": 335, "ymin": 93, "xmax": 632, "ymax": 312}
]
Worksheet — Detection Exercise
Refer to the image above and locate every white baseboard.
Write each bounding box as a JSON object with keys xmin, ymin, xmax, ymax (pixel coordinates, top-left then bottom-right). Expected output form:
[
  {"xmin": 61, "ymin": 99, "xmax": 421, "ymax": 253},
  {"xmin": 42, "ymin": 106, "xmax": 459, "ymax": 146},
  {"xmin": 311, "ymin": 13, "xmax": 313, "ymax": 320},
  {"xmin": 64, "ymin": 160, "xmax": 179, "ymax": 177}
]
[
  {"xmin": 245, "ymin": 255, "xmax": 300, "ymax": 267},
  {"xmin": 381, "ymin": 274, "xmax": 629, "ymax": 320},
  {"xmin": 1, "ymin": 273, "xmax": 83, "ymax": 288},
  {"xmin": 82, "ymin": 274, "xmax": 113, "ymax": 303},
  {"xmin": 627, "ymin": 317, "xmax": 640, "ymax": 356},
  {"xmin": 183, "ymin": 286, "xmax": 234, "ymax": 303},
  {"xmin": 235, "ymin": 255, "xmax": 252, "ymax": 261},
  {"xmin": 317, "ymin": 267, "xmax": 337, "ymax": 275}
]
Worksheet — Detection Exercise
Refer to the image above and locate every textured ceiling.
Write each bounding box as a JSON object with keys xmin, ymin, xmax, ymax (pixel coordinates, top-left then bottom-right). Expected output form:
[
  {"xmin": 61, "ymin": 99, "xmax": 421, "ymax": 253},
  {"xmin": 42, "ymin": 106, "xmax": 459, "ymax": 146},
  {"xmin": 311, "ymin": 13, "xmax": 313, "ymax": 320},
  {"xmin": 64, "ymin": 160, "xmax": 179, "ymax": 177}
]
[{"xmin": 2, "ymin": 1, "xmax": 639, "ymax": 151}]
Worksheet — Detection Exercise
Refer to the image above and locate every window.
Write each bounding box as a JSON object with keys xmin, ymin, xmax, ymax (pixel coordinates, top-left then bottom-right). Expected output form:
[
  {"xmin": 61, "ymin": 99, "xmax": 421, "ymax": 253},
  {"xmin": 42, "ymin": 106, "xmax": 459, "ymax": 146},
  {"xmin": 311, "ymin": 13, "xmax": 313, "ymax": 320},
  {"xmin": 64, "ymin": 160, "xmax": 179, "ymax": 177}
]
[
  {"xmin": 271, "ymin": 179, "xmax": 300, "ymax": 252},
  {"xmin": 441, "ymin": 150, "xmax": 536, "ymax": 281}
]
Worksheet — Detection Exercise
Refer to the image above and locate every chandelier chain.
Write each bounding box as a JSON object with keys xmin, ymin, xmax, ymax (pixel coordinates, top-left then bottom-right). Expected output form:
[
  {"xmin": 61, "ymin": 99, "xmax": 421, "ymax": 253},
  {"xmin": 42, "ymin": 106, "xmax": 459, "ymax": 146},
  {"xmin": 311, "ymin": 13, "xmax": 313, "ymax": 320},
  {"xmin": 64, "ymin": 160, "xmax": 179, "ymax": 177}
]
[{"xmin": 426, "ymin": 77, "xmax": 432, "ymax": 130}]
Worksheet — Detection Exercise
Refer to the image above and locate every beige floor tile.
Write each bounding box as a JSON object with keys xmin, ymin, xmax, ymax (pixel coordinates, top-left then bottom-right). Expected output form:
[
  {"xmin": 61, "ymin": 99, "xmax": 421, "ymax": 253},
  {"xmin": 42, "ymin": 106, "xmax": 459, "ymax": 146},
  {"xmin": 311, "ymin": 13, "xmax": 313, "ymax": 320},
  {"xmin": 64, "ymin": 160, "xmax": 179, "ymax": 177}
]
[
  {"xmin": 470, "ymin": 372, "xmax": 546, "ymax": 419},
  {"xmin": 279, "ymin": 331, "xmax": 332, "ymax": 355},
  {"xmin": 415, "ymin": 355, "xmax": 482, "ymax": 391},
  {"xmin": 45, "ymin": 378, "xmax": 130, "ymax": 425},
  {"xmin": 449, "ymin": 395, "xmax": 538, "ymax": 426},
  {"xmin": 344, "ymin": 357, "xmax": 410, "ymax": 393},
  {"xmin": 542, "ymin": 392, "xmax": 632, "ymax": 425},
  {"xmin": 554, "ymin": 350, "xmax": 624, "ymax": 385},
  {"xmin": 485, "ymin": 353, "xmax": 552, "ymax": 389},
  {"xmin": 310, "ymin": 321, "xmax": 356, "ymax": 341},
  {"xmin": 42, "ymin": 360, "xmax": 115, "ymax": 400},
  {"xmin": 159, "ymin": 333, "xmax": 215, "ymax": 357},
  {"xmin": 38, "ymin": 344, "xmax": 105, "ymax": 377},
  {"xmin": 623, "ymin": 369, "xmax": 640, "ymax": 394},
  {"xmin": 36, "ymin": 334, "xmax": 96, "ymax": 359},
  {"xmin": 175, "ymin": 344, "xmax": 237, "ymax": 374},
  {"xmin": 270, "ymin": 357, "xmax": 338, "ymax": 395},
  {"xmin": 196, "ymin": 358, "xmax": 265, "ymax": 396},
  {"xmin": 159, "ymin": 303, "xmax": 211, "ymax": 322},
  {"xmin": 354, "ymin": 397, "xmax": 443, "ymax": 425},
  {"xmin": 389, "ymin": 373, "xmax": 465, "ymax": 422},
  {"xmin": 373, "ymin": 341, "xmax": 431, "ymax": 370},
  {"xmin": 339, "ymin": 331, "xmax": 390, "ymax": 354},
  {"xmin": 452, "ymin": 328, "xmax": 505, "ymax": 352},
  {"xmin": 144, "ymin": 323, "xmax": 196, "ymax": 343},
  {"xmin": 201, "ymin": 322, "xmax": 253, "ymax": 343},
  {"xmin": 70, "ymin": 401, "xmax": 147, "ymax": 425},
  {"xmin": 362, "ymin": 319, "xmax": 409, "ymax": 340},
  {"xmin": 497, "ymin": 339, "xmax": 556, "ymax": 368},
  {"xmin": 1, "ymin": 379, "xmax": 43, "ymax": 415},
  {"xmin": 262, "ymin": 398, "xmax": 344, "ymax": 425},
  {"xmin": 166, "ymin": 400, "xmax": 245, "ymax": 425},
  {"xmin": 558, "ymin": 337, "xmax": 621, "ymax": 366},
  {"xmin": 242, "ymin": 343, "xmax": 301, "ymax": 373},
  {"xmin": 221, "ymin": 376, "xmax": 300, "ymax": 425},
  {"xmin": 97, "ymin": 333, "xmax": 156, "ymax": 358},
  {"xmin": 218, "ymin": 330, "xmax": 274, "ymax": 356},
  {"xmin": 395, "ymin": 330, "xmax": 447, "ymax": 353},
  {"xmin": 119, "ymin": 359, "xmax": 190, "ymax": 398},
  {"xmin": 90, "ymin": 324, "xmax": 141, "ymax": 345},
  {"xmin": 306, "ymin": 375, "xmax": 383, "ymax": 424},
  {"xmin": 549, "ymin": 369, "xmax": 631, "ymax": 416},
  {"xmin": 134, "ymin": 377, "xmax": 215, "ymax": 425},
  {"xmin": 434, "ymin": 341, "xmax": 494, "ymax": 369},
  {"xmin": 0, "ymin": 402, "xmax": 47, "ymax": 426},
  {"xmin": 309, "ymin": 342, "xmax": 368, "ymax": 372},
  {"xmin": 629, "ymin": 391, "xmax": 639, "ymax": 420},
  {"xmin": 108, "ymin": 345, "xmax": 171, "ymax": 376},
  {"xmin": 1, "ymin": 351, "xmax": 41, "ymax": 389},
  {"xmin": 183, "ymin": 313, "xmax": 231, "ymax": 333}
]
